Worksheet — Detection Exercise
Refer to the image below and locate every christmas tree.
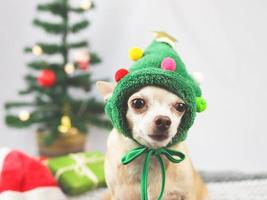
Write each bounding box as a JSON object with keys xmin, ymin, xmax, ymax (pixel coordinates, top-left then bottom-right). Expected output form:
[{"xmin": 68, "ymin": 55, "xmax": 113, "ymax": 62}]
[{"xmin": 5, "ymin": 0, "xmax": 111, "ymax": 144}]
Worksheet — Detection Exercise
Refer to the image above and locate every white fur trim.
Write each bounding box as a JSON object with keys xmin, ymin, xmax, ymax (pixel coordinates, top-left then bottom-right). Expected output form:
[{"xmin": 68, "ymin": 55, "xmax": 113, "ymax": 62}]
[
  {"xmin": 0, "ymin": 187, "xmax": 67, "ymax": 200},
  {"xmin": 0, "ymin": 147, "xmax": 11, "ymax": 173},
  {"xmin": 191, "ymin": 72, "xmax": 205, "ymax": 84}
]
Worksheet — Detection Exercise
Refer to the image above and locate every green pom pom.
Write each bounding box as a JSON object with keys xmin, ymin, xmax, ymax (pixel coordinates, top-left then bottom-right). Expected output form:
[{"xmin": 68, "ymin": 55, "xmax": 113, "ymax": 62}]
[{"xmin": 196, "ymin": 97, "xmax": 207, "ymax": 112}]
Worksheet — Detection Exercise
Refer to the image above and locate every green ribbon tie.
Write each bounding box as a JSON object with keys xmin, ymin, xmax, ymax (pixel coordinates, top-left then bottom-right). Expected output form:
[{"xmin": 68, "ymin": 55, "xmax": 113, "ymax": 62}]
[{"xmin": 121, "ymin": 146, "xmax": 185, "ymax": 200}]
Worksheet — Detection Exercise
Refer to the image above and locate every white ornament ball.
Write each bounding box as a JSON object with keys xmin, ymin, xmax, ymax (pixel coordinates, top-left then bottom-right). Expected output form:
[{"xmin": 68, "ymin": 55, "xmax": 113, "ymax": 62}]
[
  {"xmin": 75, "ymin": 51, "xmax": 90, "ymax": 62},
  {"xmin": 64, "ymin": 63, "xmax": 75, "ymax": 74},
  {"xmin": 80, "ymin": 0, "xmax": 92, "ymax": 10},
  {"xmin": 32, "ymin": 45, "xmax": 43, "ymax": 56},
  {"xmin": 19, "ymin": 110, "xmax": 30, "ymax": 121}
]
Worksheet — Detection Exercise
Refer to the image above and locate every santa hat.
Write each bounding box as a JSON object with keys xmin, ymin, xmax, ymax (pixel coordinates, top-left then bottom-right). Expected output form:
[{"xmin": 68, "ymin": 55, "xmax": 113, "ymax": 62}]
[{"xmin": 0, "ymin": 148, "xmax": 66, "ymax": 200}]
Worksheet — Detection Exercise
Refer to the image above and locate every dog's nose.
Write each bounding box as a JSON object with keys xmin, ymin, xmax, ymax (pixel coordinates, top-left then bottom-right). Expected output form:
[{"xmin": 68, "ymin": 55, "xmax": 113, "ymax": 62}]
[{"xmin": 154, "ymin": 116, "xmax": 171, "ymax": 131}]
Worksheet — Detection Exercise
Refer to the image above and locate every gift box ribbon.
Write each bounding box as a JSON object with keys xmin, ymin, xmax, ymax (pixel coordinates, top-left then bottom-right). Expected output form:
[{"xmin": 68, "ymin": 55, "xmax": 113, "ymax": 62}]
[{"xmin": 55, "ymin": 153, "xmax": 104, "ymax": 187}]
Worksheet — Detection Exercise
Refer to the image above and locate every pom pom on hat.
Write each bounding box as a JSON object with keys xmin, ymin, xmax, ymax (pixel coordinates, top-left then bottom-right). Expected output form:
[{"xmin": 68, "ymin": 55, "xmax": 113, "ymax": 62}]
[
  {"xmin": 129, "ymin": 47, "xmax": 144, "ymax": 61},
  {"xmin": 115, "ymin": 68, "xmax": 129, "ymax": 82},
  {"xmin": 196, "ymin": 97, "xmax": 207, "ymax": 112},
  {"xmin": 161, "ymin": 57, "xmax": 176, "ymax": 71},
  {"xmin": 192, "ymin": 72, "xmax": 205, "ymax": 85}
]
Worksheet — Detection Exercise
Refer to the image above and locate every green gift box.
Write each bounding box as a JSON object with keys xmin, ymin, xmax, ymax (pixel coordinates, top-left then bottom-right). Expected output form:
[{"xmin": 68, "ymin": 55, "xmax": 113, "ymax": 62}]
[{"xmin": 48, "ymin": 151, "xmax": 106, "ymax": 196}]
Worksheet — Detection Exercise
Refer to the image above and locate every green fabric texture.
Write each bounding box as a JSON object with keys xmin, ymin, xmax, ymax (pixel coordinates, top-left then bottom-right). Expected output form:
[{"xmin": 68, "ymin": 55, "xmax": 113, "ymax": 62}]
[
  {"xmin": 105, "ymin": 40, "xmax": 203, "ymax": 146},
  {"xmin": 47, "ymin": 151, "xmax": 106, "ymax": 196},
  {"xmin": 121, "ymin": 146, "xmax": 185, "ymax": 200}
]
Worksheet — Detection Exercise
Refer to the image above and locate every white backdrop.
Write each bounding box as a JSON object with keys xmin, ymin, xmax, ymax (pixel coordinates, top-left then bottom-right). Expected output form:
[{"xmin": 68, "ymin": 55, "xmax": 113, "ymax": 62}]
[{"xmin": 0, "ymin": 0, "xmax": 267, "ymax": 172}]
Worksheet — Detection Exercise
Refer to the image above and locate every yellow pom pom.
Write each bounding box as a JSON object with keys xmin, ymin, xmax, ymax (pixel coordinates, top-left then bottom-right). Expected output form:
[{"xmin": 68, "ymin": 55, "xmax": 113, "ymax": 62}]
[{"xmin": 129, "ymin": 47, "xmax": 144, "ymax": 61}]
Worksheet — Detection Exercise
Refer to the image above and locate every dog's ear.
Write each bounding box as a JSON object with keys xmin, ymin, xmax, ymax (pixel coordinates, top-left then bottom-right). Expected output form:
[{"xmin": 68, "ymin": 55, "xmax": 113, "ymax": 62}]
[{"xmin": 96, "ymin": 81, "xmax": 116, "ymax": 101}]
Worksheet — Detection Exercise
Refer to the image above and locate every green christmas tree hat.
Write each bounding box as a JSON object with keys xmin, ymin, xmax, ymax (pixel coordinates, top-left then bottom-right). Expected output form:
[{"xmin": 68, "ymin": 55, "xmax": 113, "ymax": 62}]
[{"xmin": 105, "ymin": 32, "xmax": 207, "ymax": 147}]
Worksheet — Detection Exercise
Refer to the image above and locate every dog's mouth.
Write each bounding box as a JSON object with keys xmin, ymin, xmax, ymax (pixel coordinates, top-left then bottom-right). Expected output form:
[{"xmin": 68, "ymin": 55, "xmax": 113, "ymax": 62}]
[{"xmin": 148, "ymin": 133, "xmax": 169, "ymax": 141}]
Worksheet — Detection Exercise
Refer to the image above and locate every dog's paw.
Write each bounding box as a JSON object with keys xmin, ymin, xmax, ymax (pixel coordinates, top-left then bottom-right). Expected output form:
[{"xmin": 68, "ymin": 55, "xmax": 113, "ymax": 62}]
[
  {"xmin": 102, "ymin": 190, "xmax": 112, "ymax": 200},
  {"xmin": 165, "ymin": 192, "xmax": 185, "ymax": 200}
]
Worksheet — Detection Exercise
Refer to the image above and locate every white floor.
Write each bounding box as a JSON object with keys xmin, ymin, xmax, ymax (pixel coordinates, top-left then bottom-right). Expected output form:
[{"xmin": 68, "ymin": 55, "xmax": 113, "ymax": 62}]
[{"xmin": 69, "ymin": 179, "xmax": 267, "ymax": 200}]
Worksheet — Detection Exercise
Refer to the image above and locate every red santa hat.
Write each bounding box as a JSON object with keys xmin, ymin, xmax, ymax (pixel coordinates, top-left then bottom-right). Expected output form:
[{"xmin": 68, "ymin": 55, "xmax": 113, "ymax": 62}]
[{"xmin": 0, "ymin": 148, "xmax": 67, "ymax": 200}]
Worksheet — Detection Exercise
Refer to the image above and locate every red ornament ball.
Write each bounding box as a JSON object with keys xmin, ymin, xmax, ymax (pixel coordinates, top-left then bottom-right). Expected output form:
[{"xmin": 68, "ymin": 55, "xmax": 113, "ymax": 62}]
[
  {"xmin": 79, "ymin": 60, "xmax": 90, "ymax": 71},
  {"xmin": 115, "ymin": 68, "xmax": 128, "ymax": 82},
  {"xmin": 37, "ymin": 69, "xmax": 56, "ymax": 88}
]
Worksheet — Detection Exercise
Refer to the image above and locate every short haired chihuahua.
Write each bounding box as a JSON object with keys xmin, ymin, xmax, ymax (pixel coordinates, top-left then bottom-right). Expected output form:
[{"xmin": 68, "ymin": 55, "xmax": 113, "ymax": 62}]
[{"xmin": 97, "ymin": 81, "xmax": 208, "ymax": 200}]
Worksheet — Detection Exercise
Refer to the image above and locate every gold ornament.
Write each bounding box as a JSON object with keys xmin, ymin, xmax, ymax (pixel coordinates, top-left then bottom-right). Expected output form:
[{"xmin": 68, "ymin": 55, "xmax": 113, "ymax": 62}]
[
  {"xmin": 32, "ymin": 45, "xmax": 43, "ymax": 56},
  {"xmin": 19, "ymin": 110, "xmax": 30, "ymax": 121},
  {"xmin": 64, "ymin": 63, "xmax": 75, "ymax": 74},
  {"xmin": 153, "ymin": 31, "xmax": 177, "ymax": 48},
  {"xmin": 58, "ymin": 115, "xmax": 72, "ymax": 134},
  {"xmin": 80, "ymin": 0, "xmax": 92, "ymax": 10}
]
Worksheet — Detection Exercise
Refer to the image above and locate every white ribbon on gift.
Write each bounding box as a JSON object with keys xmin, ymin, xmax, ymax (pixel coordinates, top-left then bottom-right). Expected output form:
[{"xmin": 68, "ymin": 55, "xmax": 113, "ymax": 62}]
[{"xmin": 55, "ymin": 153, "xmax": 104, "ymax": 187}]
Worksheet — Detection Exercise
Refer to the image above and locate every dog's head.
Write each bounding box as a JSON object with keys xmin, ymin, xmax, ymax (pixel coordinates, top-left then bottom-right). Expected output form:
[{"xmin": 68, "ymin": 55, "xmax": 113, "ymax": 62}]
[{"xmin": 97, "ymin": 81, "xmax": 186, "ymax": 148}]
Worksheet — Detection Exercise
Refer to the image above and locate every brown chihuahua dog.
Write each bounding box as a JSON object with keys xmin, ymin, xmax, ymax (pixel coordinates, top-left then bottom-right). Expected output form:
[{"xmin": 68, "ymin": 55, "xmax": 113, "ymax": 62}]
[{"xmin": 97, "ymin": 82, "xmax": 208, "ymax": 200}]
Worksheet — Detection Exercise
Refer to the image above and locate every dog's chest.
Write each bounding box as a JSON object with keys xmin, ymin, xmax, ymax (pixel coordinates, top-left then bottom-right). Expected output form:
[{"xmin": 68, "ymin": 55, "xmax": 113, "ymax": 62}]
[{"xmin": 124, "ymin": 158, "xmax": 187, "ymax": 200}]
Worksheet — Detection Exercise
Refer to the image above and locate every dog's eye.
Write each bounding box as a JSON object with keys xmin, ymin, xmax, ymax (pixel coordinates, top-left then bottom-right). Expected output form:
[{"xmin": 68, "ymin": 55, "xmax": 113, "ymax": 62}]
[
  {"xmin": 131, "ymin": 98, "xmax": 146, "ymax": 109},
  {"xmin": 174, "ymin": 103, "xmax": 187, "ymax": 112}
]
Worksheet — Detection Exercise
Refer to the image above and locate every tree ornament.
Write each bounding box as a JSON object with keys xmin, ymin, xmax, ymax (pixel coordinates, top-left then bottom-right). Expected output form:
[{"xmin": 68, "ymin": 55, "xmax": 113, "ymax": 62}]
[
  {"xmin": 19, "ymin": 110, "xmax": 30, "ymax": 121},
  {"xmin": 191, "ymin": 72, "xmax": 205, "ymax": 85},
  {"xmin": 80, "ymin": 0, "xmax": 92, "ymax": 10},
  {"xmin": 75, "ymin": 51, "xmax": 90, "ymax": 70},
  {"xmin": 32, "ymin": 45, "xmax": 43, "ymax": 56},
  {"xmin": 196, "ymin": 97, "xmax": 207, "ymax": 112},
  {"xmin": 64, "ymin": 63, "xmax": 75, "ymax": 74},
  {"xmin": 154, "ymin": 31, "xmax": 177, "ymax": 48},
  {"xmin": 129, "ymin": 47, "xmax": 144, "ymax": 61},
  {"xmin": 115, "ymin": 68, "xmax": 128, "ymax": 82},
  {"xmin": 161, "ymin": 57, "xmax": 176, "ymax": 71},
  {"xmin": 37, "ymin": 69, "xmax": 56, "ymax": 88},
  {"xmin": 58, "ymin": 115, "xmax": 72, "ymax": 134}
]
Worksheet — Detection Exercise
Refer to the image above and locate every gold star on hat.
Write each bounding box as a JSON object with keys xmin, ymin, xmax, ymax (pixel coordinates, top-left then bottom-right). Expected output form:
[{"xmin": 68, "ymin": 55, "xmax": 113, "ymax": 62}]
[{"xmin": 153, "ymin": 31, "xmax": 177, "ymax": 48}]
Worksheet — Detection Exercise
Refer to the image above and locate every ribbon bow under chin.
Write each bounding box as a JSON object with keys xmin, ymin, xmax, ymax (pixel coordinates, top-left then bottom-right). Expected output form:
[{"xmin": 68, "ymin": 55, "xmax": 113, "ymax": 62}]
[{"xmin": 121, "ymin": 146, "xmax": 185, "ymax": 200}]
